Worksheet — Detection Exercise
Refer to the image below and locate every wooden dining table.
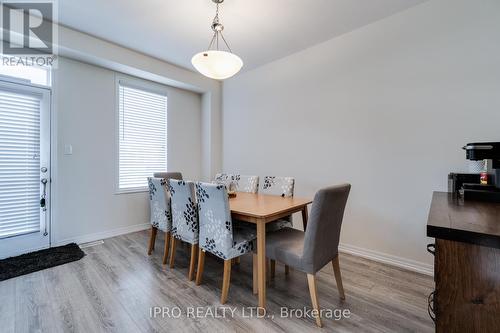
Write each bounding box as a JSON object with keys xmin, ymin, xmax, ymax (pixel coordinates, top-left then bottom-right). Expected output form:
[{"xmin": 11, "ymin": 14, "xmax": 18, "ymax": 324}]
[{"xmin": 229, "ymin": 192, "xmax": 313, "ymax": 312}]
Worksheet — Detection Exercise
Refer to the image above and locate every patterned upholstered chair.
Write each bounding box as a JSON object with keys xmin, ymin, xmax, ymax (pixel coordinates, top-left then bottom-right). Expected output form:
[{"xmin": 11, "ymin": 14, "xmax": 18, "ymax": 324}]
[
  {"xmin": 232, "ymin": 174, "xmax": 259, "ymax": 193},
  {"xmin": 194, "ymin": 182, "xmax": 256, "ymax": 304},
  {"xmin": 260, "ymin": 176, "xmax": 296, "ymax": 277},
  {"xmin": 147, "ymin": 177, "xmax": 172, "ymax": 265},
  {"xmin": 168, "ymin": 179, "xmax": 199, "ymax": 281},
  {"xmin": 213, "ymin": 173, "xmax": 259, "ymax": 194},
  {"xmin": 261, "ymin": 176, "xmax": 295, "ymax": 197},
  {"xmin": 261, "ymin": 176, "xmax": 295, "ymax": 231},
  {"xmin": 214, "ymin": 173, "xmax": 231, "ymax": 187}
]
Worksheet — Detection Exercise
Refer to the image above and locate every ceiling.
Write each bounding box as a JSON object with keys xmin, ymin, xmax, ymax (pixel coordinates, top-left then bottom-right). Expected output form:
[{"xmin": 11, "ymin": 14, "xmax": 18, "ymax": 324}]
[{"xmin": 57, "ymin": 0, "xmax": 427, "ymax": 72}]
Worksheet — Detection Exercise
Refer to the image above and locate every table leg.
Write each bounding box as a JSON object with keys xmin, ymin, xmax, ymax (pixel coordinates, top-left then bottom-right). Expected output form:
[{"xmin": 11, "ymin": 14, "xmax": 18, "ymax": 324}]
[
  {"xmin": 257, "ymin": 221, "xmax": 266, "ymax": 313},
  {"xmin": 301, "ymin": 206, "xmax": 309, "ymax": 230}
]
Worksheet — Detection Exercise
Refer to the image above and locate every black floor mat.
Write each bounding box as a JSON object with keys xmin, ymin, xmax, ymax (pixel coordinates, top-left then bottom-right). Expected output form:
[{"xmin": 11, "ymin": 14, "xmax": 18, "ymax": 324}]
[{"xmin": 0, "ymin": 243, "xmax": 85, "ymax": 281}]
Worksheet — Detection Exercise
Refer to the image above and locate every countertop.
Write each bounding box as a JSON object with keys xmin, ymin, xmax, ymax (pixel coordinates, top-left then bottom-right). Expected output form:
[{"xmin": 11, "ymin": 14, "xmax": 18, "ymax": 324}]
[{"xmin": 427, "ymin": 191, "xmax": 500, "ymax": 249}]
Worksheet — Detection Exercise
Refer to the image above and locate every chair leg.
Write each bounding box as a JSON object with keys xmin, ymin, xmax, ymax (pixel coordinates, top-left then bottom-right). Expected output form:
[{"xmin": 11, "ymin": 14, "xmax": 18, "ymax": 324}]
[
  {"xmin": 162, "ymin": 231, "xmax": 171, "ymax": 265},
  {"xmin": 307, "ymin": 274, "xmax": 323, "ymax": 328},
  {"xmin": 266, "ymin": 258, "xmax": 271, "ymax": 284},
  {"xmin": 195, "ymin": 249, "xmax": 205, "ymax": 286},
  {"xmin": 332, "ymin": 256, "xmax": 346, "ymax": 300},
  {"xmin": 169, "ymin": 237, "xmax": 177, "ymax": 268},
  {"xmin": 147, "ymin": 226, "xmax": 157, "ymax": 255},
  {"xmin": 252, "ymin": 253, "xmax": 258, "ymax": 295},
  {"xmin": 221, "ymin": 259, "xmax": 232, "ymax": 304},
  {"xmin": 188, "ymin": 244, "xmax": 198, "ymax": 281},
  {"xmin": 270, "ymin": 259, "xmax": 276, "ymax": 279},
  {"xmin": 285, "ymin": 265, "xmax": 290, "ymax": 275}
]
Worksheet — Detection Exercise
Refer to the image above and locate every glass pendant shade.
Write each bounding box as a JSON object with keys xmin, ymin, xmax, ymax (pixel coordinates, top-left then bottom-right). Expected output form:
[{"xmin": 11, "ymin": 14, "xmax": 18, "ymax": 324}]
[{"xmin": 192, "ymin": 50, "xmax": 243, "ymax": 80}]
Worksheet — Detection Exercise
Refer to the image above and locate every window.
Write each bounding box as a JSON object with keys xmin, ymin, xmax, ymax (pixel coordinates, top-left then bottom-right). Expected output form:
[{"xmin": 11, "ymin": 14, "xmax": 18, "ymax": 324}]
[
  {"xmin": 0, "ymin": 57, "xmax": 51, "ymax": 86},
  {"xmin": 118, "ymin": 81, "xmax": 167, "ymax": 192}
]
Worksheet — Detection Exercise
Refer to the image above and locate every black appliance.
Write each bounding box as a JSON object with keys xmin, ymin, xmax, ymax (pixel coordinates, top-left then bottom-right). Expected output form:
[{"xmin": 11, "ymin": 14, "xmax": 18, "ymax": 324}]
[
  {"xmin": 448, "ymin": 173, "xmax": 481, "ymax": 193},
  {"xmin": 462, "ymin": 142, "xmax": 500, "ymax": 202}
]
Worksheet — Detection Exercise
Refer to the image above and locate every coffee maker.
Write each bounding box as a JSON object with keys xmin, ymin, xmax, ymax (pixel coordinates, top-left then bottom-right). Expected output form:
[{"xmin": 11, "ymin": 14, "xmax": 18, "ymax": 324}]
[{"xmin": 462, "ymin": 142, "xmax": 500, "ymax": 202}]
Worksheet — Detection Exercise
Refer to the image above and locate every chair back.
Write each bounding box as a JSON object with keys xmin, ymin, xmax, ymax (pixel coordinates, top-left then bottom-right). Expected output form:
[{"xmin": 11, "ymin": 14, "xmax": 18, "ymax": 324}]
[
  {"xmin": 214, "ymin": 173, "xmax": 231, "ymax": 188},
  {"xmin": 232, "ymin": 175, "xmax": 259, "ymax": 193},
  {"xmin": 196, "ymin": 182, "xmax": 234, "ymax": 259},
  {"xmin": 261, "ymin": 176, "xmax": 295, "ymax": 197},
  {"xmin": 169, "ymin": 179, "xmax": 198, "ymax": 244},
  {"xmin": 261, "ymin": 176, "xmax": 295, "ymax": 223},
  {"xmin": 147, "ymin": 177, "xmax": 171, "ymax": 232},
  {"xmin": 154, "ymin": 172, "xmax": 183, "ymax": 180},
  {"xmin": 302, "ymin": 184, "xmax": 351, "ymax": 273}
]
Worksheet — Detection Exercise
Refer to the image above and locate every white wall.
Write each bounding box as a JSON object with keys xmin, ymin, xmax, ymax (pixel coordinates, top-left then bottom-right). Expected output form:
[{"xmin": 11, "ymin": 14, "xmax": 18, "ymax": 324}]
[
  {"xmin": 57, "ymin": 24, "xmax": 222, "ymax": 181},
  {"xmin": 222, "ymin": 0, "xmax": 500, "ymax": 272},
  {"xmin": 52, "ymin": 57, "xmax": 202, "ymax": 244}
]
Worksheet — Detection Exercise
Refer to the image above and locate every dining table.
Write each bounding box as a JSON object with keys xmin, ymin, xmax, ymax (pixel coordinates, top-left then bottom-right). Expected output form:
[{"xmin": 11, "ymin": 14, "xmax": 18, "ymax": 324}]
[{"xmin": 229, "ymin": 192, "xmax": 313, "ymax": 313}]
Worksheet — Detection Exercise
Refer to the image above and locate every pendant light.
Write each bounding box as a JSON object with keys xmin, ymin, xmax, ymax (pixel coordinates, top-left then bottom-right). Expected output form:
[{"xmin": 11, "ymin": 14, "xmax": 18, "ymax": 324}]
[{"xmin": 192, "ymin": 0, "xmax": 243, "ymax": 80}]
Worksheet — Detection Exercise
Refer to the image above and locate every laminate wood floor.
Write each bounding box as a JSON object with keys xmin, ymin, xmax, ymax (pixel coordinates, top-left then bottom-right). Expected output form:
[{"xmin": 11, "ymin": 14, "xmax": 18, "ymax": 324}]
[{"xmin": 0, "ymin": 231, "xmax": 434, "ymax": 332}]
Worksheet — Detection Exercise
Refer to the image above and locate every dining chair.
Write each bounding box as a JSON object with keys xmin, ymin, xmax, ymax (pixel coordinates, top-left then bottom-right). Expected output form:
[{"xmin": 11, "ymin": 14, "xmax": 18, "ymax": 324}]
[
  {"xmin": 168, "ymin": 179, "xmax": 199, "ymax": 281},
  {"xmin": 154, "ymin": 171, "xmax": 183, "ymax": 180},
  {"xmin": 213, "ymin": 173, "xmax": 259, "ymax": 194},
  {"xmin": 214, "ymin": 173, "xmax": 230, "ymax": 186},
  {"xmin": 264, "ymin": 184, "xmax": 351, "ymax": 327},
  {"xmin": 259, "ymin": 176, "xmax": 296, "ymax": 276},
  {"xmin": 194, "ymin": 182, "xmax": 256, "ymax": 304},
  {"xmin": 147, "ymin": 177, "xmax": 172, "ymax": 265},
  {"xmin": 260, "ymin": 176, "xmax": 295, "ymax": 230},
  {"xmin": 232, "ymin": 174, "xmax": 259, "ymax": 193}
]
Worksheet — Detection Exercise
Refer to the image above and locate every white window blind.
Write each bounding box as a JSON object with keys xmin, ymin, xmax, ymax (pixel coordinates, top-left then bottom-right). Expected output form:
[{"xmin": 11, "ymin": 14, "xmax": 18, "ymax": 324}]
[
  {"xmin": 118, "ymin": 83, "xmax": 167, "ymax": 191},
  {"xmin": 0, "ymin": 90, "xmax": 41, "ymax": 238}
]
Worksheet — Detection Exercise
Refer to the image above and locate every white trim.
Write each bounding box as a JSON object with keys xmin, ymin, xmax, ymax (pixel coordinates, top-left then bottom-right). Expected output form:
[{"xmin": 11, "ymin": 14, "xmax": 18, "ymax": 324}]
[
  {"xmin": 52, "ymin": 223, "xmax": 150, "ymax": 247},
  {"xmin": 338, "ymin": 243, "xmax": 434, "ymax": 276},
  {"xmin": 117, "ymin": 77, "xmax": 169, "ymax": 97},
  {"xmin": 114, "ymin": 187, "xmax": 149, "ymax": 195}
]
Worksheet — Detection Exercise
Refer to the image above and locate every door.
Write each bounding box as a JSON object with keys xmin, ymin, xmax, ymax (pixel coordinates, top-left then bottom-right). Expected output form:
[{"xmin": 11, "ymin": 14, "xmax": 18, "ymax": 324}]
[{"xmin": 0, "ymin": 80, "xmax": 51, "ymax": 259}]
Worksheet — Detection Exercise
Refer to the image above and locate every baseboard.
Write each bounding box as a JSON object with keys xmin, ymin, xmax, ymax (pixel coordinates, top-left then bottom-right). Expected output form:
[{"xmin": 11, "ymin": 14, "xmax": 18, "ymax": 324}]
[
  {"xmin": 338, "ymin": 243, "xmax": 434, "ymax": 276},
  {"xmin": 53, "ymin": 223, "xmax": 150, "ymax": 247}
]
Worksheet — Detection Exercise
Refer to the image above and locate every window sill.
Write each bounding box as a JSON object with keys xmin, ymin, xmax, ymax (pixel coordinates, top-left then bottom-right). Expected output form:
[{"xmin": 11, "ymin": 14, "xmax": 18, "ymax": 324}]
[{"xmin": 115, "ymin": 187, "xmax": 149, "ymax": 195}]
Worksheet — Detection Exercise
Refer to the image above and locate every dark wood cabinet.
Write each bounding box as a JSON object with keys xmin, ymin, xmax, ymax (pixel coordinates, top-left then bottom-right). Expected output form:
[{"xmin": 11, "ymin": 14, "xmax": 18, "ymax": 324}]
[{"xmin": 427, "ymin": 192, "xmax": 500, "ymax": 333}]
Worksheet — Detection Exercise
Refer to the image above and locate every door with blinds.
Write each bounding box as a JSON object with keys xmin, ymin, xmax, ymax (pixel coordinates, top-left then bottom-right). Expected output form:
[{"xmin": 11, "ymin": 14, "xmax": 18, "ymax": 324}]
[{"xmin": 0, "ymin": 80, "xmax": 50, "ymax": 259}]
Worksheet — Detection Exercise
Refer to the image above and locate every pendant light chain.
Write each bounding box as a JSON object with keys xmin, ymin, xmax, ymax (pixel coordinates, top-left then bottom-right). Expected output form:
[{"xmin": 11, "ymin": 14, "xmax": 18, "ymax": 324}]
[{"xmin": 206, "ymin": 1, "xmax": 233, "ymax": 53}]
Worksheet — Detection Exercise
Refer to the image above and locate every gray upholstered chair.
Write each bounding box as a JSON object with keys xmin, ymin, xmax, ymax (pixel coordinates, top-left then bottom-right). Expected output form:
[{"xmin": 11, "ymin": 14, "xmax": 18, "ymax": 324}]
[
  {"xmin": 154, "ymin": 171, "xmax": 183, "ymax": 180},
  {"xmin": 264, "ymin": 184, "xmax": 351, "ymax": 327},
  {"xmin": 194, "ymin": 182, "xmax": 256, "ymax": 304},
  {"xmin": 168, "ymin": 179, "xmax": 199, "ymax": 281},
  {"xmin": 147, "ymin": 177, "xmax": 172, "ymax": 265}
]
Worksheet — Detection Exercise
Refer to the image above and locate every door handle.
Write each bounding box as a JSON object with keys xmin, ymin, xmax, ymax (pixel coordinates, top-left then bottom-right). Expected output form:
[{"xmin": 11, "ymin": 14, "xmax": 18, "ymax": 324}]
[
  {"xmin": 40, "ymin": 178, "xmax": 48, "ymax": 210},
  {"xmin": 40, "ymin": 178, "xmax": 48, "ymax": 236}
]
